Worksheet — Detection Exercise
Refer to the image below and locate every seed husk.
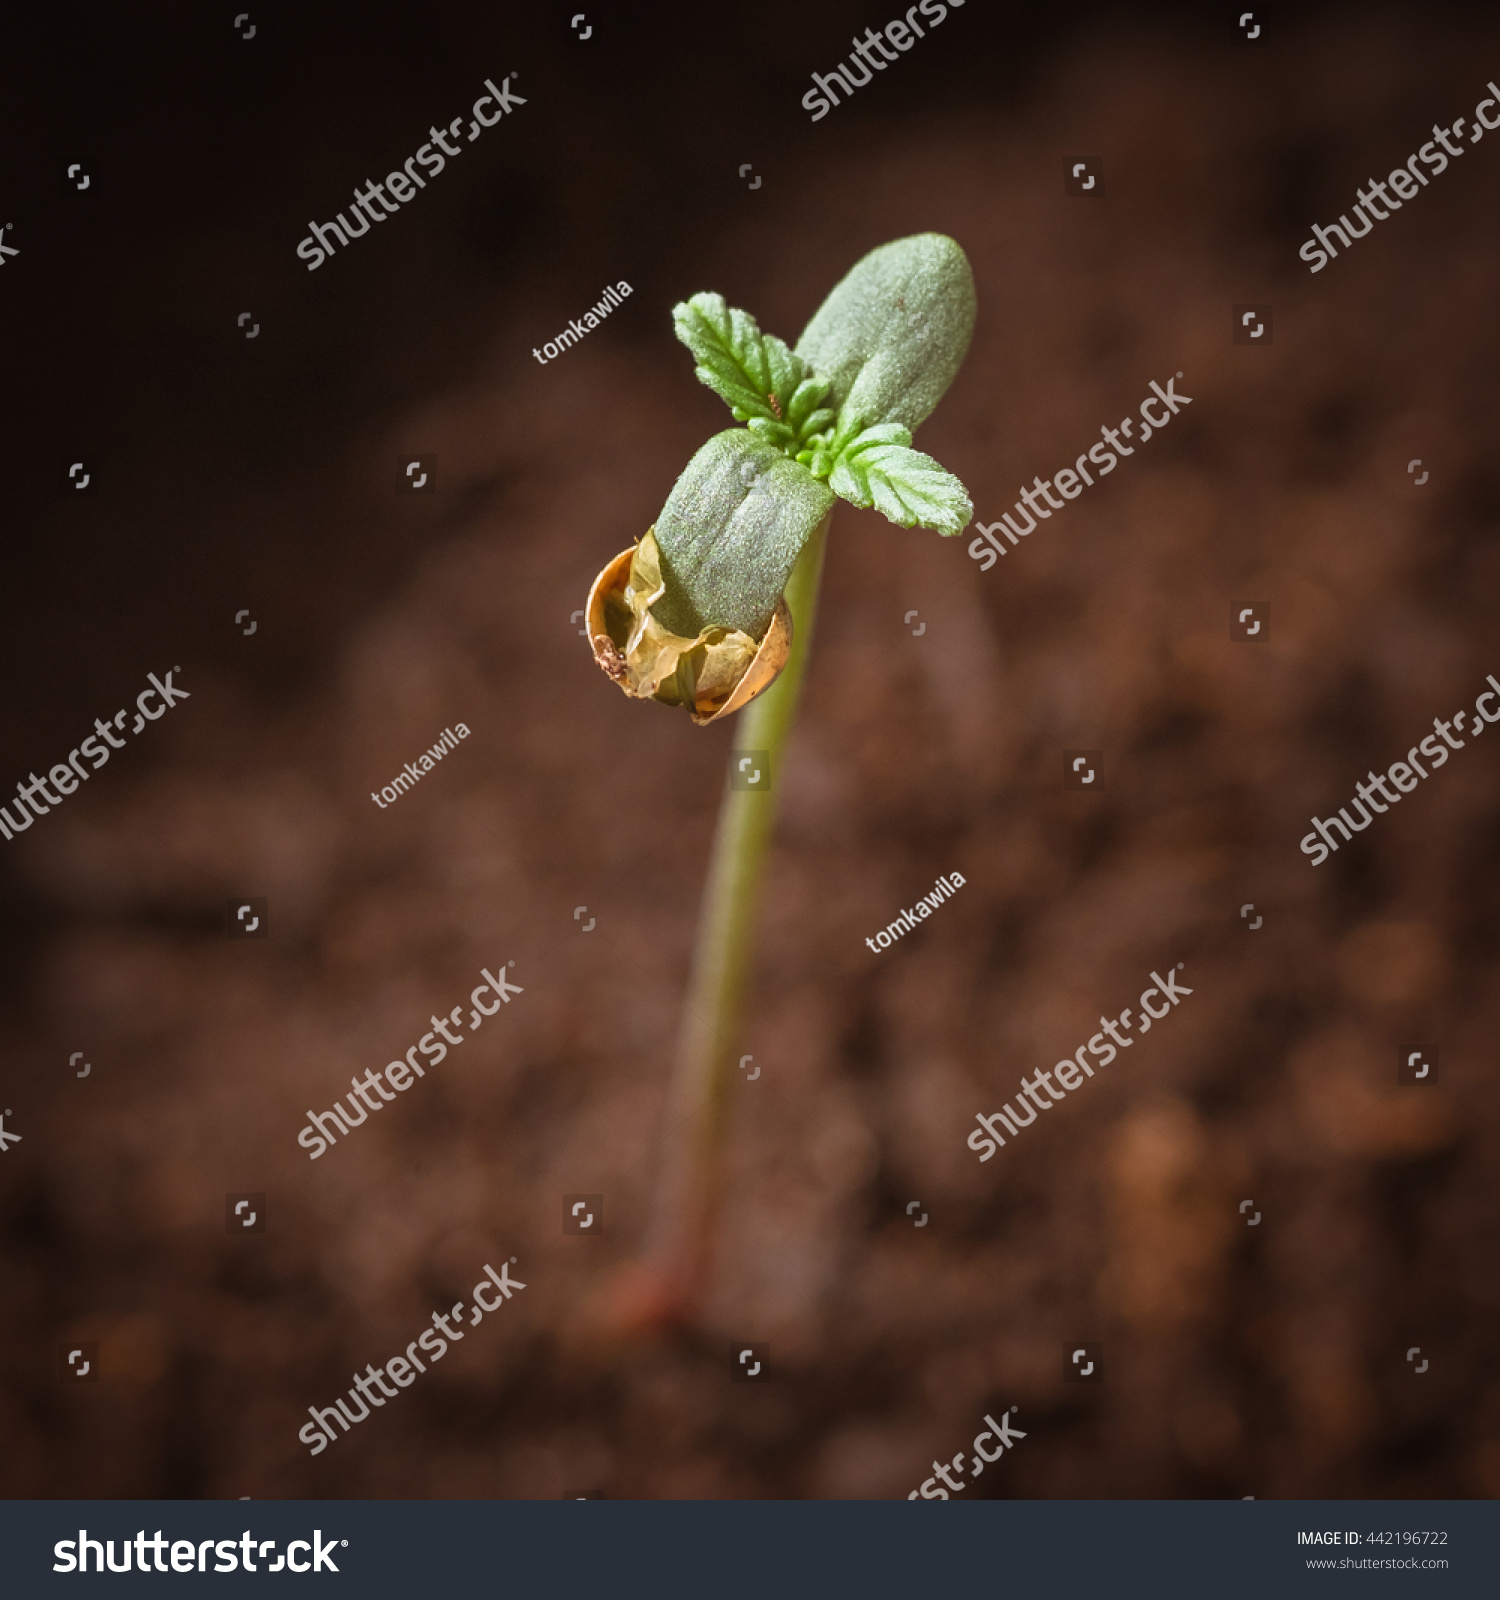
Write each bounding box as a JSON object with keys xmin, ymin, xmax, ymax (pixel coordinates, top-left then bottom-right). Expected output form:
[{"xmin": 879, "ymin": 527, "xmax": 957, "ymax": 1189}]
[{"xmin": 586, "ymin": 529, "xmax": 791, "ymax": 725}]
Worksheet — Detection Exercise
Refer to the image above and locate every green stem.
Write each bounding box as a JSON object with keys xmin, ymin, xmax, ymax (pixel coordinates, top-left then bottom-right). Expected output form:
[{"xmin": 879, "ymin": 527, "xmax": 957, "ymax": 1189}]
[{"xmin": 642, "ymin": 510, "xmax": 832, "ymax": 1306}]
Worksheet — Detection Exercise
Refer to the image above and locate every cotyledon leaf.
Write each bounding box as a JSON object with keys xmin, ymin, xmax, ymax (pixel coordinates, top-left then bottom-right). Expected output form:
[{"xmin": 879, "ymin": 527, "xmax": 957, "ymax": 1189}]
[
  {"xmin": 794, "ymin": 232, "xmax": 976, "ymax": 437},
  {"xmin": 650, "ymin": 429, "xmax": 834, "ymax": 640}
]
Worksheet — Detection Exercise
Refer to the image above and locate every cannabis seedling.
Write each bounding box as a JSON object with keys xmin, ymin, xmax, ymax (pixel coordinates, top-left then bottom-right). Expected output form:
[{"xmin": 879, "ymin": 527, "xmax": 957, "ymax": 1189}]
[{"xmin": 587, "ymin": 234, "xmax": 976, "ymax": 1326}]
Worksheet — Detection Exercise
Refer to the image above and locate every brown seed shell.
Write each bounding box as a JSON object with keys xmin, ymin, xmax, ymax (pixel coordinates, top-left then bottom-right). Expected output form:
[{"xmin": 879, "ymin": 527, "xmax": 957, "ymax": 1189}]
[
  {"xmin": 690, "ymin": 598, "xmax": 791, "ymax": 724},
  {"xmin": 585, "ymin": 540, "xmax": 792, "ymax": 724}
]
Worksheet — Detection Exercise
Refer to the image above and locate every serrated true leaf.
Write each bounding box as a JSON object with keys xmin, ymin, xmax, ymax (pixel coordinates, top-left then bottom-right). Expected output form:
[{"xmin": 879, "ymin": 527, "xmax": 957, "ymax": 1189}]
[
  {"xmin": 828, "ymin": 425, "xmax": 973, "ymax": 535},
  {"xmin": 786, "ymin": 376, "xmax": 831, "ymax": 433},
  {"xmin": 746, "ymin": 416, "xmax": 797, "ymax": 451},
  {"xmin": 673, "ymin": 293, "xmax": 811, "ymax": 427}
]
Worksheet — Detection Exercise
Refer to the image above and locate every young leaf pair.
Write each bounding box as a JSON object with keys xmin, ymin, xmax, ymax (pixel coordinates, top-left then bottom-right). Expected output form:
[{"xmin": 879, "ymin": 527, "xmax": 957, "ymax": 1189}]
[{"xmin": 588, "ymin": 232, "xmax": 977, "ymax": 722}]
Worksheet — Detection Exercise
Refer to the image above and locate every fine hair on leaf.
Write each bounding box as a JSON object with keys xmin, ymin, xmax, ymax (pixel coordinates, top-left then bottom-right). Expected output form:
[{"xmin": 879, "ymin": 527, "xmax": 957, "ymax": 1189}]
[{"xmin": 826, "ymin": 422, "xmax": 973, "ymax": 535}]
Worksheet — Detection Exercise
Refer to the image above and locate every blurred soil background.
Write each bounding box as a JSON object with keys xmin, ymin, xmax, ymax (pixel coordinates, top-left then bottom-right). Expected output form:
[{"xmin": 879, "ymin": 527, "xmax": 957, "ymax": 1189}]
[{"xmin": 1, "ymin": 0, "xmax": 1498, "ymax": 1497}]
